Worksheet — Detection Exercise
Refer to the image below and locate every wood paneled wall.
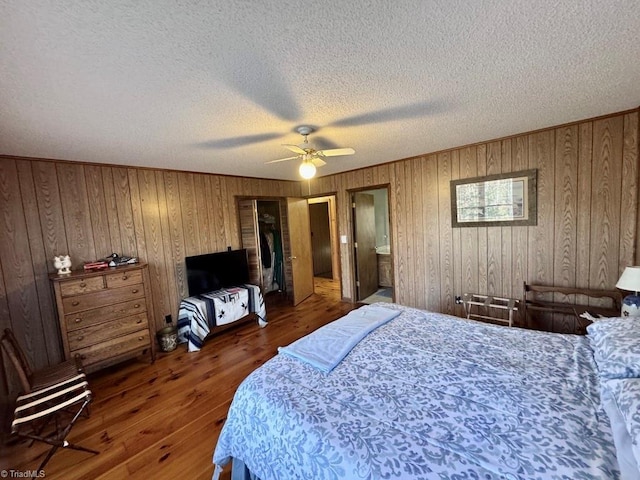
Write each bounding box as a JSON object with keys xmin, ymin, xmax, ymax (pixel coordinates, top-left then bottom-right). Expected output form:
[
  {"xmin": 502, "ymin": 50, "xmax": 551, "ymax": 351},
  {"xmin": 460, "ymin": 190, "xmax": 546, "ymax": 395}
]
[
  {"xmin": 0, "ymin": 109, "xmax": 638, "ymax": 399},
  {"xmin": 309, "ymin": 110, "xmax": 639, "ymax": 331},
  {"xmin": 0, "ymin": 158, "xmax": 299, "ymax": 397}
]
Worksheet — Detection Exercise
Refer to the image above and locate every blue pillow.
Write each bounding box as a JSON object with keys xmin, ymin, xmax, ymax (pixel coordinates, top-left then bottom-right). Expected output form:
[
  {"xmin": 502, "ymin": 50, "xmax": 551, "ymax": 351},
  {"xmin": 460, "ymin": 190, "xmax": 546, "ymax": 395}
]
[
  {"xmin": 587, "ymin": 317, "xmax": 640, "ymax": 379},
  {"xmin": 602, "ymin": 378, "xmax": 640, "ymax": 473}
]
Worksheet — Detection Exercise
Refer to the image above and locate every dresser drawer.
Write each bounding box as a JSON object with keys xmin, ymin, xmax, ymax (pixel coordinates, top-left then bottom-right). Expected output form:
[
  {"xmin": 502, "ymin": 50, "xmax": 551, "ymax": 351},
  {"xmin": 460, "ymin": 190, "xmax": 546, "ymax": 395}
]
[
  {"xmin": 65, "ymin": 298, "xmax": 147, "ymax": 331},
  {"xmin": 68, "ymin": 312, "xmax": 149, "ymax": 351},
  {"xmin": 59, "ymin": 276, "xmax": 105, "ymax": 297},
  {"xmin": 62, "ymin": 284, "xmax": 145, "ymax": 314},
  {"xmin": 74, "ymin": 330, "xmax": 151, "ymax": 366},
  {"xmin": 105, "ymin": 269, "xmax": 143, "ymax": 288}
]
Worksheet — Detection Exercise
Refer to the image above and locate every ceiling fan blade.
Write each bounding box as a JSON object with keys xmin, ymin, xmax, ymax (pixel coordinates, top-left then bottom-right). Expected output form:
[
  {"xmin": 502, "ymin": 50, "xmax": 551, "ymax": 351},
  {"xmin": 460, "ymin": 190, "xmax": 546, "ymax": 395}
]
[
  {"xmin": 216, "ymin": 34, "xmax": 300, "ymax": 121},
  {"xmin": 282, "ymin": 144, "xmax": 306, "ymax": 155},
  {"xmin": 329, "ymin": 101, "xmax": 437, "ymax": 127},
  {"xmin": 311, "ymin": 157, "xmax": 327, "ymax": 167},
  {"xmin": 264, "ymin": 155, "xmax": 300, "ymax": 164},
  {"xmin": 317, "ymin": 147, "xmax": 355, "ymax": 157},
  {"xmin": 312, "ymin": 136, "xmax": 340, "ymax": 151},
  {"xmin": 197, "ymin": 132, "xmax": 285, "ymax": 149}
]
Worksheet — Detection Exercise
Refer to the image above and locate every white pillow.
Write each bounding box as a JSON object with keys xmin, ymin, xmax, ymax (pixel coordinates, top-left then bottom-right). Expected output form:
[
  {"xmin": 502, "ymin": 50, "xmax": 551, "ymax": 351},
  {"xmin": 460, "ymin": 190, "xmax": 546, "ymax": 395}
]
[{"xmin": 587, "ymin": 318, "xmax": 640, "ymax": 378}]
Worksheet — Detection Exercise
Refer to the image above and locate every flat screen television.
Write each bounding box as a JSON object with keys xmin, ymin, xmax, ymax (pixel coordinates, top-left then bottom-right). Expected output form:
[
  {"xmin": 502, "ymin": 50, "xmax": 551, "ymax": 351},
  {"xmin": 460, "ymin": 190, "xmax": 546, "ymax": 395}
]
[{"xmin": 185, "ymin": 249, "xmax": 250, "ymax": 296}]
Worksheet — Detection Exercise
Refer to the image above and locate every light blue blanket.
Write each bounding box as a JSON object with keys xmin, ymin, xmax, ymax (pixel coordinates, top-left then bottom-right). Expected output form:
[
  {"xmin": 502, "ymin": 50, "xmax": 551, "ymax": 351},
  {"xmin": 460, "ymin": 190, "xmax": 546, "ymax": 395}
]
[{"xmin": 278, "ymin": 305, "xmax": 400, "ymax": 373}]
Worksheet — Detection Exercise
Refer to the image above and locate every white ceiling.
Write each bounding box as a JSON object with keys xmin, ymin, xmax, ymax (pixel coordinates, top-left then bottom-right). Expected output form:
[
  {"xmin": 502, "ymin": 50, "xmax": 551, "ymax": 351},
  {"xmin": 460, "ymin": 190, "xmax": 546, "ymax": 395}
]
[{"xmin": 1, "ymin": 1, "xmax": 639, "ymax": 181}]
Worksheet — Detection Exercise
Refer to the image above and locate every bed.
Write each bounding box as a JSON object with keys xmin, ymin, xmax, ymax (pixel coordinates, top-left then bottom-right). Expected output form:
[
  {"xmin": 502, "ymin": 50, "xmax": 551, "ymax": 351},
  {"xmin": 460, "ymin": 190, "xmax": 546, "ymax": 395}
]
[{"xmin": 212, "ymin": 303, "xmax": 640, "ymax": 479}]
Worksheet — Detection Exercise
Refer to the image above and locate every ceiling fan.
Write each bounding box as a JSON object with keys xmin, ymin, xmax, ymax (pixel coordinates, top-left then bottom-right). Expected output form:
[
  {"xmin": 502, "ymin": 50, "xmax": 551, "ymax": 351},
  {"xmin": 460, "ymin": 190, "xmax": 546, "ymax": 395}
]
[{"xmin": 265, "ymin": 126, "xmax": 355, "ymax": 179}]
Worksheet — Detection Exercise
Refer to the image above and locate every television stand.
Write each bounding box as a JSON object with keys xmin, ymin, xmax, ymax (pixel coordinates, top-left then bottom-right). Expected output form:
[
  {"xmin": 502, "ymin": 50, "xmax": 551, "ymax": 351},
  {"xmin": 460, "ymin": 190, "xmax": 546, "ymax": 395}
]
[{"xmin": 177, "ymin": 285, "xmax": 266, "ymax": 352}]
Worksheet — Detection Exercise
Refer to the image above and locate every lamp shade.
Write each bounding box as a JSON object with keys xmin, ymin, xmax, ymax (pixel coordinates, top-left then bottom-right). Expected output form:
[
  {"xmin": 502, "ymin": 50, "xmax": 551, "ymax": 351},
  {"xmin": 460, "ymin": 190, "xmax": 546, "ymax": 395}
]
[
  {"xmin": 616, "ymin": 266, "xmax": 640, "ymax": 292},
  {"xmin": 616, "ymin": 266, "xmax": 640, "ymax": 317},
  {"xmin": 299, "ymin": 161, "xmax": 316, "ymax": 179}
]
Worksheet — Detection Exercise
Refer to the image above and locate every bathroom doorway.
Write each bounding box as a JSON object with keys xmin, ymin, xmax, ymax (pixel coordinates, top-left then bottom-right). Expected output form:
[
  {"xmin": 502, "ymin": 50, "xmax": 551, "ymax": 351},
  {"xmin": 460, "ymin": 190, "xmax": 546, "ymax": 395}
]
[{"xmin": 351, "ymin": 186, "xmax": 393, "ymax": 303}]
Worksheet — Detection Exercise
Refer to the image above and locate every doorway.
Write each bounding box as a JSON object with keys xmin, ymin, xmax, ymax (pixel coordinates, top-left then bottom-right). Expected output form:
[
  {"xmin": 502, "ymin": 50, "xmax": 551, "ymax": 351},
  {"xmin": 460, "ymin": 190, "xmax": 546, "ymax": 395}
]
[
  {"xmin": 308, "ymin": 195, "xmax": 341, "ymax": 303},
  {"xmin": 351, "ymin": 187, "xmax": 393, "ymax": 304},
  {"xmin": 256, "ymin": 200, "xmax": 285, "ymax": 295},
  {"xmin": 238, "ymin": 197, "xmax": 314, "ymax": 306}
]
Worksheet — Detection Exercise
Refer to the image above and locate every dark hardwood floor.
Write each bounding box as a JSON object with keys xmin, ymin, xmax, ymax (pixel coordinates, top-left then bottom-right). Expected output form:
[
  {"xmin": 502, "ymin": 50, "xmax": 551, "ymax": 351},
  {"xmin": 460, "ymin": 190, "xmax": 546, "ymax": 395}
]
[{"xmin": 1, "ymin": 279, "xmax": 354, "ymax": 479}]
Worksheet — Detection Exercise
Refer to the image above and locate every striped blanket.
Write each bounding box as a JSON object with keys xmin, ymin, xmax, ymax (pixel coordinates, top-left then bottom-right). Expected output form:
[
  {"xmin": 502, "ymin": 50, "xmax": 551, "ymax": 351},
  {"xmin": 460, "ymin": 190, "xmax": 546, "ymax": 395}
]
[{"xmin": 177, "ymin": 284, "xmax": 266, "ymax": 352}]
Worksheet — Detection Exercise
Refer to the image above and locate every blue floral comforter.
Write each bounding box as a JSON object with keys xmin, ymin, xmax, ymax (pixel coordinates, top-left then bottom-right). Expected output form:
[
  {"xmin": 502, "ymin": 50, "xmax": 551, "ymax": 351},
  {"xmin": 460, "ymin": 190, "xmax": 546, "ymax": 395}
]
[{"xmin": 213, "ymin": 304, "xmax": 619, "ymax": 479}]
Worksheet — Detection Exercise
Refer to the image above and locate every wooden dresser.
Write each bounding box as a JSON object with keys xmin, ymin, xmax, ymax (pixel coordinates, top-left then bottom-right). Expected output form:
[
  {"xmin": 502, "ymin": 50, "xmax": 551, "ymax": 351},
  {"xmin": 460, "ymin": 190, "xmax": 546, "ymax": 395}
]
[{"xmin": 50, "ymin": 263, "xmax": 155, "ymax": 373}]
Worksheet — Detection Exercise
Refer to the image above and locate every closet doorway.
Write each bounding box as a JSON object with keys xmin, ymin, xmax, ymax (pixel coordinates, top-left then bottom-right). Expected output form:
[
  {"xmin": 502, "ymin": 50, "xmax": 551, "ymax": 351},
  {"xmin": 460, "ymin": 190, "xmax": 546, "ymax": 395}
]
[
  {"xmin": 238, "ymin": 199, "xmax": 287, "ymax": 295},
  {"xmin": 238, "ymin": 197, "xmax": 314, "ymax": 306},
  {"xmin": 308, "ymin": 195, "xmax": 341, "ymax": 303},
  {"xmin": 256, "ymin": 200, "xmax": 285, "ymax": 295}
]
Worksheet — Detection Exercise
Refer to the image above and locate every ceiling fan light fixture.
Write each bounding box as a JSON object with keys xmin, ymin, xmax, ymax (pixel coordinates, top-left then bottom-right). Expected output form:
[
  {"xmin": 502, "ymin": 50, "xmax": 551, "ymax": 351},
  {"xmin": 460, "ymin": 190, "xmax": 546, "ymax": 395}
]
[
  {"xmin": 299, "ymin": 160, "xmax": 316, "ymax": 179},
  {"xmin": 265, "ymin": 125, "xmax": 354, "ymax": 177}
]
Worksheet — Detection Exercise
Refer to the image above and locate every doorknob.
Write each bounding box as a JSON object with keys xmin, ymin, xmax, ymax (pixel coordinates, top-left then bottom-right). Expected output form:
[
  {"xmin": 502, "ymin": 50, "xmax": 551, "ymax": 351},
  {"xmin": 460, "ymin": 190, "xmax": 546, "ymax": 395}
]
[{"xmin": 289, "ymin": 256, "xmax": 297, "ymax": 260}]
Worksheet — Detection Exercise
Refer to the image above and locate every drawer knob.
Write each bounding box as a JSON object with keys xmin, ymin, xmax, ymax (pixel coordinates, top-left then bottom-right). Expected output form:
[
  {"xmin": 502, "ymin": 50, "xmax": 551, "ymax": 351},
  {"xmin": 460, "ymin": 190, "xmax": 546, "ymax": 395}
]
[
  {"xmin": 77, "ymin": 335, "xmax": 84, "ymax": 341},
  {"xmin": 79, "ymin": 282, "xmax": 86, "ymax": 288},
  {"xmin": 72, "ymin": 301, "xmax": 80, "ymax": 306},
  {"xmin": 74, "ymin": 318, "xmax": 82, "ymax": 323},
  {"xmin": 132, "ymin": 289, "xmax": 139, "ymax": 294},
  {"xmin": 134, "ymin": 304, "xmax": 140, "ymax": 308},
  {"xmin": 138, "ymin": 336, "xmax": 144, "ymax": 341},
  {"xmin": 80, "ymin": 354, "xmax": 86, "ymax": 360},
  {"xmin": 136, "ymin": 319, "xmax": 142, "ymax": 324},
  {"xmin": 122, "ymin": 275, "xmax": 128, "ymax": 280}
]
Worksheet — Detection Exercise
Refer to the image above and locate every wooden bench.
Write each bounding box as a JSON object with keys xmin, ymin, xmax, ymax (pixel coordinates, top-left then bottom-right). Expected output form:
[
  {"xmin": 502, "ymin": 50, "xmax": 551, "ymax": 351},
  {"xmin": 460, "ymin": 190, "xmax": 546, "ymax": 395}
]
[{"xmin": 523, "ymin": 283, "xmax": 622, "ymax": 333}]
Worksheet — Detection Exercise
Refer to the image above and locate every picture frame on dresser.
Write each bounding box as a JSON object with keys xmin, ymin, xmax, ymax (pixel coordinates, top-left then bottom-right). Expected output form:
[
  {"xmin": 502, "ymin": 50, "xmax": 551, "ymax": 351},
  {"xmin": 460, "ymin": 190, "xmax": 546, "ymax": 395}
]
[{"xmin": 49, "ymin": 262, "xmax": 155, "ymax": 373}]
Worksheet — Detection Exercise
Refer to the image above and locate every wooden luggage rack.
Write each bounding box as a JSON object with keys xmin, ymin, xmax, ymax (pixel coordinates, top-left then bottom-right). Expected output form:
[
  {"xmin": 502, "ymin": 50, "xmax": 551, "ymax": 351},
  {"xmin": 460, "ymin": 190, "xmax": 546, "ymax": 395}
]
[{"xmin": 462, "ymin": 293, "xmax": 519, "ymax": 327}]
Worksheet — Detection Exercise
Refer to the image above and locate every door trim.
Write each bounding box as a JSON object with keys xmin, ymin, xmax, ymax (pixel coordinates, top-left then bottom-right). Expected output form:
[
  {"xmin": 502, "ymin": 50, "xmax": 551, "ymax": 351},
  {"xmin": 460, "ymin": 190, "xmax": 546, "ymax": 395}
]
[
  {"xmin": 306, "ymin": 193, "xmax": 343, "ymax": 300},
  {"xmin": 348, "ymin": 184, "xmax": 394, "ymax": 304}
]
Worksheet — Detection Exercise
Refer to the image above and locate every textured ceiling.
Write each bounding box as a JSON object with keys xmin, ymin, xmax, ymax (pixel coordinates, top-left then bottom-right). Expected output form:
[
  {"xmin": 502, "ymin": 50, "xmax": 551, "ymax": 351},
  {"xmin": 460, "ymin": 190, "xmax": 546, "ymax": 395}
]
[{"xmin": 1, "ymin": 1, "xmax": 639, "ymax": 181}]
